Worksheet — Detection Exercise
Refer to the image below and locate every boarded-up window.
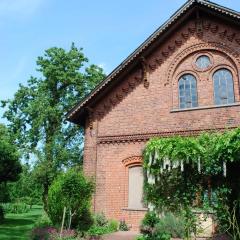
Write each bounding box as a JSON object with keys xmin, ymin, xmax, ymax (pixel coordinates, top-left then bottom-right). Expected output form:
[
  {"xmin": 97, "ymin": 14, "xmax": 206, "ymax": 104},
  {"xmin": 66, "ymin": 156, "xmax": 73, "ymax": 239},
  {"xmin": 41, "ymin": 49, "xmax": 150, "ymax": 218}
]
[{"xmin": 128, "ymin": 166, "xmax": 144, "ymax": 208}]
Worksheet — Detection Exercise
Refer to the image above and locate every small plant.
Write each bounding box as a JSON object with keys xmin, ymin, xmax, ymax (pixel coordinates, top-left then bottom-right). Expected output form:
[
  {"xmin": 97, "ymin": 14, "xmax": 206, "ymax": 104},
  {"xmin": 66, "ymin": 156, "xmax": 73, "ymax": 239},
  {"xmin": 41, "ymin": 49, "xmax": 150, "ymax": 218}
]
[
  {"xmin": 119, "ymin": 219, "xmax": 129, "ymax": 231},
  {"xmin": 140, "ymin": 211, "xmax": 159, "ymax": 236},
  {"xmin": 94, "ymin": 213, "xmax": 108, "ymax": 227},
  {"xmin": 34, "ymin": 213, "xmax": 53, "ymax": 228},
  {"xmin": 155, "ymin": 213, "xmax": 185, "ymax": 238},
  {"xmin": 108, "ymin": 219, "xmax": 119, "ymax": 232},
  {"xmin": 87, "ymin": 225, "xmax": 108, "ymax": 238},
  {"xmin": 87, "ymin": 213, "xmax": 119, "ymax": 238}
]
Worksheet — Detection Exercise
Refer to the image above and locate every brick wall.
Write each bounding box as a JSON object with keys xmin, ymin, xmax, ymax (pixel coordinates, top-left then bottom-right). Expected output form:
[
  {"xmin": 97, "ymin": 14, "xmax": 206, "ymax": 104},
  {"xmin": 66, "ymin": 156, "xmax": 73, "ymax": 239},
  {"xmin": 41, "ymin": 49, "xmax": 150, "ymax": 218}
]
[{"xmin": 83, "ymin": 17, "xmax": 240, "ymax": 230}]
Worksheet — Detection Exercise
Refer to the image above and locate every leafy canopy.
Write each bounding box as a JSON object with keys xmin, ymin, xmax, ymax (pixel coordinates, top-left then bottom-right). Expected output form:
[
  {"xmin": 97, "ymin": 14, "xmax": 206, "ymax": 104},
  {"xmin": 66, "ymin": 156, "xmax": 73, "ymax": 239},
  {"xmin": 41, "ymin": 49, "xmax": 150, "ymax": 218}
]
[
  {"xmin": 1, "ymin": 43, "xmax": 105, "ymax": 208},
  {"xmin": 0, "ymin": 124, "xmax": 21, "ymax": 184}
]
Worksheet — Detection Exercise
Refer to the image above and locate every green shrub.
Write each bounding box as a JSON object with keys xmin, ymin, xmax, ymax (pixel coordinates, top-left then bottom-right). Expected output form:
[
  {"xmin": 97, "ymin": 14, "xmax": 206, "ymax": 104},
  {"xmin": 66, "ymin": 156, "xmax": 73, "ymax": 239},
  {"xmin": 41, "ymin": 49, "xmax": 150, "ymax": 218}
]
[
  {"xmin": 140, "ymin": 211, "xmax": 160, "ymax": 236},
  {"xmin": 87, "ymin": 225, "xmax": 109, "ymax": 237},
  {"xmin": 155, "ymin": 213, "xmax": 185, "ymax": 238},
  {"xmin": 34, "ymin": 212, "xmax": 53, "ymax": 228},
  {"xmin": 47, "ymin": 169, "xmax": 94, "ymax": 232},
  {"xmin": 108, "ymin": 219, "xmax": 119, "ymax": 232},
  {"xmin": 140, "ymin": 212, "xmax": 183, "ymax": 240},
  {"xmin": 87, "ymin": 214, "xmax": 119, "ymax": 237},
  {"xmin": 2, "ymin": 202, "xmax": 30, "ymax": 214},
  {"xmin": 119, "ymin": 220, "xmax": 129, "ymax": 231},
  {"xmin": 94, "ymin": 213, "xmax": 108, "ymax": 227}
]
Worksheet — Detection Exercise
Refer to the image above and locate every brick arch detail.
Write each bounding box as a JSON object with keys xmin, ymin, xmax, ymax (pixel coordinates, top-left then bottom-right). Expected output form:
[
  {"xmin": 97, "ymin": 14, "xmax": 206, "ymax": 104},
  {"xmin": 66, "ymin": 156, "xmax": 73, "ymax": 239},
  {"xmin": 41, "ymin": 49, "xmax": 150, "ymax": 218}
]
[
  {"xmin": 166, "ymin": 42, "xmax": 240, "ymax": 86},
  {"xmin": 122, "ymin": 156, "xmax": 143, "ymax": 167}
]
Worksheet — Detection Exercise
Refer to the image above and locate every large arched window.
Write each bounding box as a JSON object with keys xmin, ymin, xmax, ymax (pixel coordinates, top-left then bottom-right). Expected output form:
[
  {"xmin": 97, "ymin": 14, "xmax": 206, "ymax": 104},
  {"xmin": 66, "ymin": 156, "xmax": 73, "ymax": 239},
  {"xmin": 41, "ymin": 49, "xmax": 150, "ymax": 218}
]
[
  {"xmin": 213, "ymin": 69, "xmax": 235, "ymax": 105},
  {"xmin": 179, "ymin": 74, "xmax": 198, "ymax": 109}
]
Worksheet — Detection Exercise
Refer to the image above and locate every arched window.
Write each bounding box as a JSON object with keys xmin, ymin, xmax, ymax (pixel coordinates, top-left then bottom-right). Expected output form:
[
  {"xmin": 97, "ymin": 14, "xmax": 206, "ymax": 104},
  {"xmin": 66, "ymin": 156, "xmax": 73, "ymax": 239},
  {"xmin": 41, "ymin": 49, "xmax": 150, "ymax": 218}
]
[
  {"xmin": 128, "ymin": 166, "xmax": 144, "ymax": 209},
  {"xmin": 213, "ymin": 69, "xmax": 235, "ymax": 105},
  {"xmin": 179, "ymin": 74, "xmax": 198, "ymax": 109}
]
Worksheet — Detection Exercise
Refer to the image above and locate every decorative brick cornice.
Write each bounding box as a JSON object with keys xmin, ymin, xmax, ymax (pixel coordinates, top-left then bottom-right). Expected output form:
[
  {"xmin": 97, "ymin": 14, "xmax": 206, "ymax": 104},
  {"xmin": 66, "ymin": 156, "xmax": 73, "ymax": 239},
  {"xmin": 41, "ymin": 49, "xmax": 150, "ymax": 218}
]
[
  {"xmin": 122, "ymin": 156, "xmax": 143, "ymax": 167},
  {"xmin": 166, "ymin": 41, "xmax": 240, "ymax": 86},
  {"xmin": 97, "ymin": 126, "xmax": 238, "ymax": 144},
  {"xmin": 95, "ymin": 69, "xmax": 143, "ymax": 119},
  {"xmin": 146, "ymin": 19, "xmax": 240, "ymax": 80}
]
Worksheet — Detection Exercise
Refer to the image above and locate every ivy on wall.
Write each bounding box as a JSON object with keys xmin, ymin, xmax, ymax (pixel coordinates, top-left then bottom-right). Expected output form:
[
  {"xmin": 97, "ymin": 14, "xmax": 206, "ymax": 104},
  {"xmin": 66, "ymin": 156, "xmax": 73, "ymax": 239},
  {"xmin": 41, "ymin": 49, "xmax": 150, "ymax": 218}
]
[{"xmin": 143, "ymin": 128, "xmax": 240, "ymax": 235}]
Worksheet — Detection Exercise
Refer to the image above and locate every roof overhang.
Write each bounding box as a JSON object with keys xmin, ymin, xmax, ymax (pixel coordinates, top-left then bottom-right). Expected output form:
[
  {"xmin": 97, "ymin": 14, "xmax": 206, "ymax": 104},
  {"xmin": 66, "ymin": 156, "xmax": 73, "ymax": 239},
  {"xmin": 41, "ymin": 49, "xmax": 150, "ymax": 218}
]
[{"xmin": 66, "ymin": 0, "xmax": 240, "ymax": 126}]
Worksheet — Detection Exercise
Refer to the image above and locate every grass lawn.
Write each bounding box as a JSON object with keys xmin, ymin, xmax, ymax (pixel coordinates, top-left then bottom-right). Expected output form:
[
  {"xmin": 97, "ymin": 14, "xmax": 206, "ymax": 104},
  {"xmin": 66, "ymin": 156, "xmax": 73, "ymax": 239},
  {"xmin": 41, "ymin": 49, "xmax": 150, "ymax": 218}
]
[{"xmin": 0, "ymin": 205, "xmax": 43, "ymax": 240}]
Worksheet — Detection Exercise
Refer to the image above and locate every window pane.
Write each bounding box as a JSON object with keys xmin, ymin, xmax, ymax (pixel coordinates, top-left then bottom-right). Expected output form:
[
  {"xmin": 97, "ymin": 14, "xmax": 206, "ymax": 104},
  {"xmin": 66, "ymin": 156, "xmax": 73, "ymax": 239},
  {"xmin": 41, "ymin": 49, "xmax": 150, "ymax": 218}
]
[
  {"xmin": 196, "ymin": 55, "xmax": 211, "ymax": 69},
  {"xmin": 128, "ymin": 166, "xmax": 144, "ymax": 209},
  {"xmin": 178, "ymin": 74, "xmax": 198, "ymax": 109},
  {"xmin": 213, "ymin": 69, "xmax": 234, "ymax": 105}
]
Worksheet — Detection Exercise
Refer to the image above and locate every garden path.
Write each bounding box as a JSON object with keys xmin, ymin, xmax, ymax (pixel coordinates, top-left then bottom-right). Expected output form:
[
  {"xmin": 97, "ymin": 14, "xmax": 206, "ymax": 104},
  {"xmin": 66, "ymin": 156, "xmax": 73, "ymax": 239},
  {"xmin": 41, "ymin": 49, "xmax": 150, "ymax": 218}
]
[{"xmin": 103, "ymin": 231, "xmax": 139, "ymax": 240}]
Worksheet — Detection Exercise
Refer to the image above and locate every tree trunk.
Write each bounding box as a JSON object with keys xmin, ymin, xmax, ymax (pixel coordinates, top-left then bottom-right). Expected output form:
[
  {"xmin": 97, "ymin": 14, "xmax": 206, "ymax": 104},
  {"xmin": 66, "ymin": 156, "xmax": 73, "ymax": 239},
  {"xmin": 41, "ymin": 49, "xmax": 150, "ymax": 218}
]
[{"xmin": 42, "ymin": 182, "xmax": 49, "ymax": 212}]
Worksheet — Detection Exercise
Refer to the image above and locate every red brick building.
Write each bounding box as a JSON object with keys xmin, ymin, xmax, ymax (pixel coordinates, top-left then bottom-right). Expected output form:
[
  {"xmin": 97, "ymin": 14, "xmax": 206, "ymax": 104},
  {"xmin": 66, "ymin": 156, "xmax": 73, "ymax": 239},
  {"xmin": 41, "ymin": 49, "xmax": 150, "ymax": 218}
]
[{"xmin": 67, "ymin": 0, "xmax": 240, "ymax": 230}]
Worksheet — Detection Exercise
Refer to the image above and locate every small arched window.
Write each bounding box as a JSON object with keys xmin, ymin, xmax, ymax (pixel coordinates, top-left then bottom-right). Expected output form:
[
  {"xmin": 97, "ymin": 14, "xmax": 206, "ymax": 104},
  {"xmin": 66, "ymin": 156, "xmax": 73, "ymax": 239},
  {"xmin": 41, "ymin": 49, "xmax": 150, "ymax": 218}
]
[
  {"xmin": 179, "ymin": 74, "xmax": 198, "ymax": 109},
  {"xmin": 213, "ymin": 69, "xmax": 235, "ymax": 105},
  {"xmin": 128, "ymin": 166, "xmax": 144, "ymax": 209}
]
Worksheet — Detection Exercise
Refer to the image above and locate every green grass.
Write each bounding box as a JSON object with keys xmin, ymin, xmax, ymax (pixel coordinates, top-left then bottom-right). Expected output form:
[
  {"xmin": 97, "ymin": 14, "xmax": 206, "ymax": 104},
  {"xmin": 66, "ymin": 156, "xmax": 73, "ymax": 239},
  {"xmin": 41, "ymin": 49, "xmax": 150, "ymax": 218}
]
[{"xmin": 0, "ymin": 205, "xmax": 43, "ymax": 240}]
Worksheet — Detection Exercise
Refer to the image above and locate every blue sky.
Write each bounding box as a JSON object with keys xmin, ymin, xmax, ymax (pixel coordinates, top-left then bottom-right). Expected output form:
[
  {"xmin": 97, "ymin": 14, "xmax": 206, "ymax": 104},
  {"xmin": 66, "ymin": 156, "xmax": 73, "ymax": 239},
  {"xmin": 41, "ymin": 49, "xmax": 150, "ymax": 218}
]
[{"xmin": 0, "ymin": 0, "xmax": 240, "ymax": 123}]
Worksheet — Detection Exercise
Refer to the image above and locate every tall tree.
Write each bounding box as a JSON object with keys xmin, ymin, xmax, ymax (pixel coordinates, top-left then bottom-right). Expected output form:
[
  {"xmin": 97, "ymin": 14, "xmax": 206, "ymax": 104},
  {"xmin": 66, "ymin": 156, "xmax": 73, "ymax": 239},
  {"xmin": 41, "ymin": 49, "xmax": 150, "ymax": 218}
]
[
  {"xmin": 1, "ymin": 44, "xmax": 105, "ymax": 209},
  {"xmin": 0, "ymin": 124, "xmax": 21, "ymax": 184}
]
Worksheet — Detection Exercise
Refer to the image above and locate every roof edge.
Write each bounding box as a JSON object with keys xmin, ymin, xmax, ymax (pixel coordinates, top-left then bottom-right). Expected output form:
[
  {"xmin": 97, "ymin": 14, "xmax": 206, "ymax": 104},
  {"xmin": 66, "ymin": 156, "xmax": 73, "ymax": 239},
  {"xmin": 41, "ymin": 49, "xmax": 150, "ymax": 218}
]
[{"xmin": 67, "ymin": 0, "xmax": 240, "ymax": 125}]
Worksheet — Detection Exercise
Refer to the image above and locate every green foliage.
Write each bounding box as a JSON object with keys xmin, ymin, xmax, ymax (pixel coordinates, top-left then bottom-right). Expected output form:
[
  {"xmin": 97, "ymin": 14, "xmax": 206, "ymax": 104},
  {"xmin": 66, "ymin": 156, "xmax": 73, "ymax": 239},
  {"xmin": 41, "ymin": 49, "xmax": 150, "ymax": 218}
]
[
  {"xmin": 143, "ymin": 128, "xmax": 240, "ymax": 237},
  {"xmin": 108, "ymin": 219, "xmax": 119, "ymax": 232},
  {"xmin": 94, "ymin": 213, "xmax": 108, "ymax": 227},
  {"xmin": 119, "ymin": 220, "xmax": 129, "ymax": 231},
  {"xmin": 87, "ymin": 213, "xmax": 118, "ymax": 237},
  {"xmin": 47, "ymin": 169, "xmax": 94, "ymax": 231},
  {"xmin": 2, "ymin": 202, "xmax": 30, "ymax": 214},
  {"xmin": 7, "ymin": 163, "xmax": 43, "ymax": 205},
  {"xmin": 136, "ymin": 236, "xmax": 146, "ymax": 240},
  {"xmin": 87, "ymin": 225, "xmax": 109, "ymax": 237},
  {"xmin": 140, "ymin": 212, "xmax": 179, "ymax": 240},
  {"xmin": 140, "ymin": 211, "xmax": 159, "ymax": 238},
  {"xmin": 0, "ymin": 183, "xmax": 10, "ymax": 203},
  {"xmin": 34, "ymin": 213, "xmax": 53, "ymax": 228},
  {"xmin": 1, "ymin": 44, "xmax": 105, "ymax": 209},
  {"xmin": 0, "ymin": 124, "xmax": 21, "ymax": 185},
  {"xmin": 155, "ymin": 213, "xmax": 185, "ymax": 238}
]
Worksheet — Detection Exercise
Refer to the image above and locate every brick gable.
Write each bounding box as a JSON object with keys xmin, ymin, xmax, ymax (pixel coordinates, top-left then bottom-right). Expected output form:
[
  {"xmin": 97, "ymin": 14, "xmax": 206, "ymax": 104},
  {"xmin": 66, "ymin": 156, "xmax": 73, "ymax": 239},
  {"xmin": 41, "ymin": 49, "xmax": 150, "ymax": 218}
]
[{"xmin": 68, "ymin": 1, "xmax": 240, "ymax": 231}]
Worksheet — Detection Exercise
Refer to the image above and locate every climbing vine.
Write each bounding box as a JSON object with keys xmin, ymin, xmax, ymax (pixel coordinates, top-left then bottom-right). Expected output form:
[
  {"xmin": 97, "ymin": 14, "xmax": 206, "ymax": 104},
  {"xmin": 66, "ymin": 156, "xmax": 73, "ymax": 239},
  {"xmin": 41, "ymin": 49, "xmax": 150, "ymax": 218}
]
[{"xmin": 143, "ymin": 128, "xmax": 240, "ymax": 237}]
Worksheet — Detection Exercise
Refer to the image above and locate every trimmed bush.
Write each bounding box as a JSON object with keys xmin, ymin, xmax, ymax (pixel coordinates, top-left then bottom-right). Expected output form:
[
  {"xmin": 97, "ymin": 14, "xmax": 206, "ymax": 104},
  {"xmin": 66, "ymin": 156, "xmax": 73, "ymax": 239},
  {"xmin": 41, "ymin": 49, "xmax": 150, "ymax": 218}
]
[{"xmin": 47, "ymin": 169, "xmax": 94, "ymax": 232}]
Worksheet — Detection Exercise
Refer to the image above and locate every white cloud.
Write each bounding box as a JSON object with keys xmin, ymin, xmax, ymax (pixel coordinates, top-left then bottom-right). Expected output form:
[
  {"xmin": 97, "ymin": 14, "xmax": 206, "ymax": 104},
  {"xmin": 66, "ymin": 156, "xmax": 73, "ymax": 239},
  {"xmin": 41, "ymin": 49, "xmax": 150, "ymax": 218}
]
[
  {"xmin": 0, "ymin": 0, "xmax": 44, "ymax": 18},
  {"xmin": 98, "ymin": 62, "xmax": 110, "ymax": 74}
]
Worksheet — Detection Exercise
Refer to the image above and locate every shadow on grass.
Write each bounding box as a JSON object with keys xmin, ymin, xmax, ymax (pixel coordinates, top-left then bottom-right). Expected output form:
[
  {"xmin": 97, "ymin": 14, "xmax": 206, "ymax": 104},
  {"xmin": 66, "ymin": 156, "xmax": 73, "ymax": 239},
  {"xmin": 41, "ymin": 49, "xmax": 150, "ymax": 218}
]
[
  {"xmin": 0, "ymin": 206, "xmax": 43, "ymax": 240},
  {"xmin": 0, "ymin": 228, "xmax": 31, "ymax": 240},
  {"xmin": 2, "ymin": 218, "xmax": 34, "ymax": 227}
]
